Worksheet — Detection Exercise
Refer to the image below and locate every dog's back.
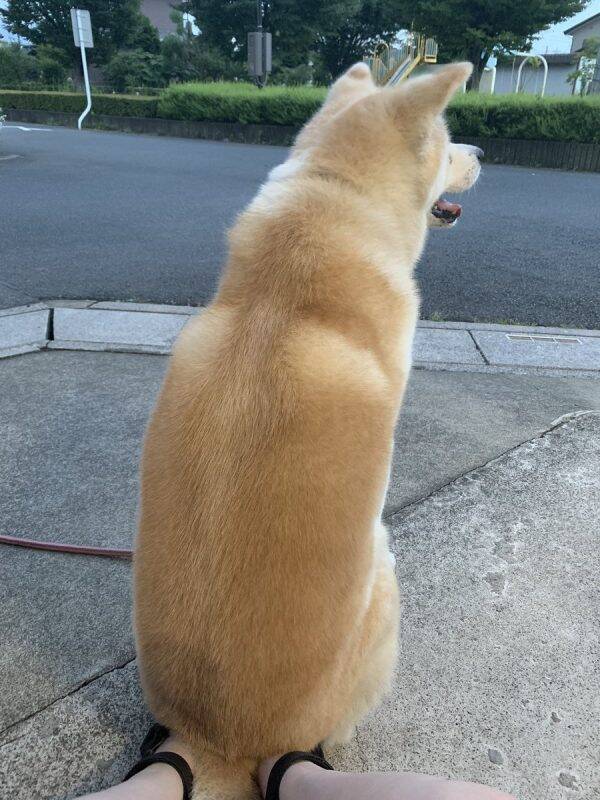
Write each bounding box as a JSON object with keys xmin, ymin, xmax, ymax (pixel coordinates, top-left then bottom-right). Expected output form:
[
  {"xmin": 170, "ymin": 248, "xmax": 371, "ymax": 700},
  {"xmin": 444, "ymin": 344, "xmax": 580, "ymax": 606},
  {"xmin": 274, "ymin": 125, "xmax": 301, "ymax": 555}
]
[
  {"xmin": 134, "ymin": 61, "xmax": 476, "ymax": 799},
  {"xmin": 135, "ymin": 178, "xmax": 407, "ymax": 756}
]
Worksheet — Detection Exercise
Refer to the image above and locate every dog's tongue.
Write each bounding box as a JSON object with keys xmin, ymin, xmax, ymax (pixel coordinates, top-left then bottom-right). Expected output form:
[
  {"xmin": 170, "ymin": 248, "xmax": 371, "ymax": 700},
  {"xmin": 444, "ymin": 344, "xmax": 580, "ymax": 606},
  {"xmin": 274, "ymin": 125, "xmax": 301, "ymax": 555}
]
[{"xmin": 436, "ymin": 199, "xmax": 462, "ymax": 217}]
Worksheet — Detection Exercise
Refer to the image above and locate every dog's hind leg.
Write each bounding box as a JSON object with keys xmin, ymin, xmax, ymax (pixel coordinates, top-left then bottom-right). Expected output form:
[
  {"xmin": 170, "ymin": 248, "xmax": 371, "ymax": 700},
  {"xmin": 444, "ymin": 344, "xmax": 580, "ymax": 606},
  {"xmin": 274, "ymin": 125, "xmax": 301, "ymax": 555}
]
[{"xmin": 324, "ymin": 521, "xmax": 400, "ymax": 746}]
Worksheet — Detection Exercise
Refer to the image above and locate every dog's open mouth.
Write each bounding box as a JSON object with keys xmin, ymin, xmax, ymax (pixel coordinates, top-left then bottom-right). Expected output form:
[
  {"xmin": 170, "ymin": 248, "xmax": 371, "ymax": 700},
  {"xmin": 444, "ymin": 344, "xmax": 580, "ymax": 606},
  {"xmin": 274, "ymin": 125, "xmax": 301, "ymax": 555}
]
[{"xmin": 431, "ymin": 198, "xmax": 462, "ymax": 225}]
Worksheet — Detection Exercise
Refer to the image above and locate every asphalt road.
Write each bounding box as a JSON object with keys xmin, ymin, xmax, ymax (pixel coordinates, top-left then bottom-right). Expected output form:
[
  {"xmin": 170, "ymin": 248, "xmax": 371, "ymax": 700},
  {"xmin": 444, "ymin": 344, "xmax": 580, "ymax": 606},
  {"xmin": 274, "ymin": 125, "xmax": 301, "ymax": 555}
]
[{"xmin": 1, "ymin": 123, "xmax": 599, "ymax": 327}]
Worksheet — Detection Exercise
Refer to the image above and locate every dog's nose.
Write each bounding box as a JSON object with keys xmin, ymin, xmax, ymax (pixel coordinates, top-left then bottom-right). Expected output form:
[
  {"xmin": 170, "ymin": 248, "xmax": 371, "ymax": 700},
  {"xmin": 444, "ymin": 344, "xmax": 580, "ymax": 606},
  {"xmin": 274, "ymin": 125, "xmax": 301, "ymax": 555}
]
[{"xmin": 473, "ymin": 146, "xmax": 484, "ymax": 160}]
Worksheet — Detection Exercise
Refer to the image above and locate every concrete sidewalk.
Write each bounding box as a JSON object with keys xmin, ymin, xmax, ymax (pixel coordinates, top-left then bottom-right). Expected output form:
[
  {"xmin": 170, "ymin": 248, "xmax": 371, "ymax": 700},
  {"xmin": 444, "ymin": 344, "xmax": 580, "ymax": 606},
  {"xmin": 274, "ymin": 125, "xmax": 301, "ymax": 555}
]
[
  {"xmin": 2, "ymin": 300, "xmax": 600, "ymax": 373},
  {"xmin": 0, "ymin": 313, "xmax": 599, "ymax": 799}
]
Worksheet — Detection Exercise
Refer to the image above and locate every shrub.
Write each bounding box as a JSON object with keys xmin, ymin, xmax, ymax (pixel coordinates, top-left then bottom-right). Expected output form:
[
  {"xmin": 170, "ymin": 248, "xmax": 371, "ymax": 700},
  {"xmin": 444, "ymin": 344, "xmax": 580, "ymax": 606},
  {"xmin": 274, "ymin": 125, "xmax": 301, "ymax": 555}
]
[
  {"xmin": 157, "ymin": 82, "xmax": 326, "ymax": 126},
  {"xmin": 187, "ymin": 46, "xmax": 245, "ymax": 83},
  {"xmin": 2, "ymin": 83, "xmax": 600, "ymax": 144},
  {"xmin": 35, "ymin": 44, "xmax": 69, "ymax": 87},
  {"xmin": 0, "ymin": 90, "xmax": 158, "ymax": 117},
  {"xmin": 447, "ymin": 93, "xmax": 600, "ymax": 145},
  {"xmin": 271, "ymin": 63, "xmax": 315, "ymax": 87},
  {"xmin": 160, "ymin": 37, "xmax": 243, "ymax": 84},
  {"xmin": 158, "ymin": 83, "xmax": 600, "ymax": 142},
  {"xmin": 0, "ymin": 43, "xmax": 38, "ymax": 88},
  {"xmin": 104, "ymin": 49, "xmax": 165, "ymax": 93}
]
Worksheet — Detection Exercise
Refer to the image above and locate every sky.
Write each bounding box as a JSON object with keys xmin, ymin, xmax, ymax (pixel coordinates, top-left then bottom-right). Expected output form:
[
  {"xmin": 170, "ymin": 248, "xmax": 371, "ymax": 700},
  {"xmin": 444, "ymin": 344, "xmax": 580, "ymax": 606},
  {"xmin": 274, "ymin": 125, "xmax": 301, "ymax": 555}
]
[{"xmin": 531, "ymin": 0, "xmax": 600, "ymax": 53}]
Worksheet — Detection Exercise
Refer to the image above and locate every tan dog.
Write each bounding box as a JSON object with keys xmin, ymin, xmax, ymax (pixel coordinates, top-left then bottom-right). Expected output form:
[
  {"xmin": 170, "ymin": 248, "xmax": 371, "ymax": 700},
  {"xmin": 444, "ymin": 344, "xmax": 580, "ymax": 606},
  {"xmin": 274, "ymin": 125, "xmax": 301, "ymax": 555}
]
[{"xmin": 134, "ymin": 61, "xmax": 480, "ymax": 799}]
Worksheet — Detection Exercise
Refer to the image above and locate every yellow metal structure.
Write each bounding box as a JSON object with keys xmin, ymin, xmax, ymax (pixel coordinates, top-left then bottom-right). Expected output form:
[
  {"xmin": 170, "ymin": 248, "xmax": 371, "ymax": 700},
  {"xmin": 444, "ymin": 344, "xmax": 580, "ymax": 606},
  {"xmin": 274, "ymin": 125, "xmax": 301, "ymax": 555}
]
[{"xmin": 368, "ymin": 34, "xmax": 438, "ymax": 86}]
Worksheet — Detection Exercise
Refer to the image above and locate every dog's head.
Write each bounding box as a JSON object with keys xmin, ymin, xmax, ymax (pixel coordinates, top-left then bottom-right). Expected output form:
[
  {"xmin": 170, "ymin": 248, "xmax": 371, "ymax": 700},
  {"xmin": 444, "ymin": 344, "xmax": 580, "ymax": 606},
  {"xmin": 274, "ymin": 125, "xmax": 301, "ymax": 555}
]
[{"xmin": 285, "ymin": 61, "xmax": 481, "ymax": 231}]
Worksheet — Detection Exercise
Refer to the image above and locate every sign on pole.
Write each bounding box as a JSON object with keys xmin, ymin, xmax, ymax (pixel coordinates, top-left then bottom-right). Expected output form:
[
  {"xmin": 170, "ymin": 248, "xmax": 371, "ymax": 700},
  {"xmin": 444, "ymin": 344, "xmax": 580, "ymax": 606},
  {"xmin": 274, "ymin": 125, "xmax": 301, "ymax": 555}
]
[
  {"xmin": 70, "ymin": 9, "xmax": 93, "ymax": 129},
  {"xmin": 70, "ymin": 8, "xmax": 93, "ymax": 48}
]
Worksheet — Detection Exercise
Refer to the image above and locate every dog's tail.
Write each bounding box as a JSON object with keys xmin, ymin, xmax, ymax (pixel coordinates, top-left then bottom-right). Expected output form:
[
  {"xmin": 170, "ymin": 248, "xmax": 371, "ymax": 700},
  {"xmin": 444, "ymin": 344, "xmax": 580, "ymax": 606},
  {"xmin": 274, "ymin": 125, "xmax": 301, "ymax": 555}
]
[{"xmin": 189, "ymin": 748, "xmax": 260, "ymax": 800}]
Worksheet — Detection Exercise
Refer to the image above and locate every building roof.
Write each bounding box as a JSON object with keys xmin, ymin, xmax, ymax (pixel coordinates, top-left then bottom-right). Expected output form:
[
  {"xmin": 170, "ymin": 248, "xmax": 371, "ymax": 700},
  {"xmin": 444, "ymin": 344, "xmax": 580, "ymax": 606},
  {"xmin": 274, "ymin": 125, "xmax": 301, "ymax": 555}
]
[
  {"xmin": 543, "ymin": 53, "xmax": 578, "ymax": 65},
  {"xmin": 564, "ymin": 11, "xmax": 600, "ymax": 35},
  {"xmin": 496, "ymin": 52, "xmax": 576, "ymax": 66}
]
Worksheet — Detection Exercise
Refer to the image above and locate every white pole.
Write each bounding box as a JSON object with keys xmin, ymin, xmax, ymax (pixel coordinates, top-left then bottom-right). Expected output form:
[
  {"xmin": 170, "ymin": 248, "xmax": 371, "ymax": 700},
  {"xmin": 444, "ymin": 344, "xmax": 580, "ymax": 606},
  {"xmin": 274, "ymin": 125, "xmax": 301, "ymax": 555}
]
[
  {"xmin": 515, "ymin": 54, "xmax": 548, "ymax": 97},
  {"xmin": 515, "ymin": 58, "xmax": 525, "ymax": 93},
  {"xmin": 540, "ymin": 55, "xmax": 548, "ymax": 97},
  {"xmin": 77, "ymin": 12, "xmax": 92, "ymax": 130}
]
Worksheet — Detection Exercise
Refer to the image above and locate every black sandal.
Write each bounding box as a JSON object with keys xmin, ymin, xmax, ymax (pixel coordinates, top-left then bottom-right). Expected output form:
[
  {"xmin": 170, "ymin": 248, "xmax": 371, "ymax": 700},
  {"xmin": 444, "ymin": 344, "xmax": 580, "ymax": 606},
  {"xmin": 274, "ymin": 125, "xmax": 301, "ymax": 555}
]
[
  {"xmin": 124, "ymin": 722, "xmax": 194, "ymax": 800},
  {"xmin": 265, "ymin": 746, "xmax": 334, "ymax": 800}
]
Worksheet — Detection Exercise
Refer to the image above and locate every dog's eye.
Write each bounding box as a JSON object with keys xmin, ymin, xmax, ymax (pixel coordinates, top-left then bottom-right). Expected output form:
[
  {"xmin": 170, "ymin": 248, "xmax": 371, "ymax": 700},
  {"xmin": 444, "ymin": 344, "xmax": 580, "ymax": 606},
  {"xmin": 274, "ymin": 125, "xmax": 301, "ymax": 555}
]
[{"xmin": 448, "ymin": 154, "xmax": 453, "ymax": 164}]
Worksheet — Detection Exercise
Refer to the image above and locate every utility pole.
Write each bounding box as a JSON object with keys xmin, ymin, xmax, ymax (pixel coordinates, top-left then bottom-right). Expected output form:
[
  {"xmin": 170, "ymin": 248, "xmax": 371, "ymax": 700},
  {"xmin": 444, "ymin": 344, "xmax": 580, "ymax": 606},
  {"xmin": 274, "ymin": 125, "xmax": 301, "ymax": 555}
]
[{"xmin": 248, "ymin": 1, "xmax": 272, "ymax": 88}]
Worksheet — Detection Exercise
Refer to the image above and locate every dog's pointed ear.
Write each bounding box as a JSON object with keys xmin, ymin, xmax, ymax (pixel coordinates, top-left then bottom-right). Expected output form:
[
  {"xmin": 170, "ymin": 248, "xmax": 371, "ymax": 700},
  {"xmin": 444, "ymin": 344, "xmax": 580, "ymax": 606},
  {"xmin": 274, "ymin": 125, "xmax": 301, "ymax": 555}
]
[
  {"xmin": 390, "ymin": 62, "xmax": 472, "ymax": 120},
  {"xmin": 292, "ymin": 62, "xmax": 376, "ymax": 155},
  {"xmin": 327, "ymin": 61, "xmax": 375, "ymax": 103}
]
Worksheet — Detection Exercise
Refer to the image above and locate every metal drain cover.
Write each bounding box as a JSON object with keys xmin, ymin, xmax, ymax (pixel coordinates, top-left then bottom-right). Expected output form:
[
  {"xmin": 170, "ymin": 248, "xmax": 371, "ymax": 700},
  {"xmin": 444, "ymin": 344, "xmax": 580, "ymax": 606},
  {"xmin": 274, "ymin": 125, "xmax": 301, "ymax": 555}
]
[{"xmin": 506, "ymin": 333, "xmax": 582, "ymax": 345}]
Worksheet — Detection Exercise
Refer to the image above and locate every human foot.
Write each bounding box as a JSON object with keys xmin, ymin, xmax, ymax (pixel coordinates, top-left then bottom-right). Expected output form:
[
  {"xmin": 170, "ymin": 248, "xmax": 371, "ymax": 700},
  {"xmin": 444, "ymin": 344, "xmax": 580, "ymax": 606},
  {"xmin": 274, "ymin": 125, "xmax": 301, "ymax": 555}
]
[{"xmin": 257, "ymin": 755, "xmax": 515, "ymax": 800}]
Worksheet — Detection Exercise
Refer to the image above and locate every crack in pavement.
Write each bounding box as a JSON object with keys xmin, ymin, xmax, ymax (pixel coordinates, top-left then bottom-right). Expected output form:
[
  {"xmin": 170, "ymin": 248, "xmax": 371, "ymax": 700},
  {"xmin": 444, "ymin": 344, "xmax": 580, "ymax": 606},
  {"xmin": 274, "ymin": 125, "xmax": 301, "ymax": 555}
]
[
  {"xmin": 0, "ymin": 656, "xmax": 136, "ymax": 746},
  {"xmin": 1, "ymin": 413, "xmax": 597, "ymax": 750},
  {"xmin": 467, "ymin": 328, "xmax": 489, "ymax": 365},
  {"xmin": 383, "ymin": 410, "xmax": 597, "ymax": 525}
]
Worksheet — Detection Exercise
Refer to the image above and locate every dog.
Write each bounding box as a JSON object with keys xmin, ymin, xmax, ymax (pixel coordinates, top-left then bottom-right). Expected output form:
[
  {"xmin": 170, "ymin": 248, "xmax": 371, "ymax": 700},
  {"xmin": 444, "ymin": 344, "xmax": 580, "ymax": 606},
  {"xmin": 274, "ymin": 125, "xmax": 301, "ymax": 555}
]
[{"xmin": 134, "ymin": 61, "xmax": 481, "ymax": 799}]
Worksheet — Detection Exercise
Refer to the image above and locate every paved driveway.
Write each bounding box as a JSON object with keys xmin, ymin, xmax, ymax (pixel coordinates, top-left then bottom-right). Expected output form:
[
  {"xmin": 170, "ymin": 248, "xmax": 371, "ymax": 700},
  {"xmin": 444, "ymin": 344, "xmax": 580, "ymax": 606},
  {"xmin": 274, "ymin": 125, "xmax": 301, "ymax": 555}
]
[{"xmin": 1, "ymin": 124, "xmax": 598, "ymax": 327}]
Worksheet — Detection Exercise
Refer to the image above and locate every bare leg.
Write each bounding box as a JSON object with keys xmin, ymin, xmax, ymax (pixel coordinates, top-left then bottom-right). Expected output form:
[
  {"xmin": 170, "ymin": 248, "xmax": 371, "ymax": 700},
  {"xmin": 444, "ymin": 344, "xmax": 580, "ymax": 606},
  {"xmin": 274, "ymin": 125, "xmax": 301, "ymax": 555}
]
[
  {"xmin": 257, "ymin": 757, "xmax": 515, "ymax": 800},
  {"xmin": 77, "ymin": 735, "xmax": 195, "ymax": 800}
]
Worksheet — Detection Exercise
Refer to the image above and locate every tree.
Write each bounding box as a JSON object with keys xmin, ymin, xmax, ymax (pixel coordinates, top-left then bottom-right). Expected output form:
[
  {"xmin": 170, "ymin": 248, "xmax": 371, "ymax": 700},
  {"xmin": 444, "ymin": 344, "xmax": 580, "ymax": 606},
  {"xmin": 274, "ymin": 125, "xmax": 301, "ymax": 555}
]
[
  {"xmin": 36, "ymin": 43, "xmax": 70, "ymax": 86},
  {"xmin": 393, "ymin": 0, "xmax": 588, "ymax": 89},
  {"xmin": 1, "ymin": 0, "xmax": 155, "ymax": 67},
  {"xmin": 188, "ymin": 0, "xmax": 409, "ymax": 82},
  {"xmin": 189, "ymin": 0, "xmax": 351, "ymax": 70},
  {"xmin": 129, "ymin": 14, "xmax": 161, "ymax": 55},
  {"xmin": 316, "ymin": 0, "xmax": 407, "ymax": 82},
  {"xmin": 0, "ymin": 42, "xmax": 38, "ymax": 86},
  {"xmin": 568, "ymin": 36, "xmax": 600, "ymax": 95},
  {"xmin": 104, "ymin": 49, "xmax": 165, "ymax": 92}
]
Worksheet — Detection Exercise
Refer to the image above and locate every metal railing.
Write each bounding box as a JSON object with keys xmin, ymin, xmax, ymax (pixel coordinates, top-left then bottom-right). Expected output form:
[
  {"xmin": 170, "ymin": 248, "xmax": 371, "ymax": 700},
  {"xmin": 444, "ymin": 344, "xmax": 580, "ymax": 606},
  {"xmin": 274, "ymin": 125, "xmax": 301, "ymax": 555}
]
[{"xmin": 367, "ymin": 34, "xmax": 438, "ymax": 86}]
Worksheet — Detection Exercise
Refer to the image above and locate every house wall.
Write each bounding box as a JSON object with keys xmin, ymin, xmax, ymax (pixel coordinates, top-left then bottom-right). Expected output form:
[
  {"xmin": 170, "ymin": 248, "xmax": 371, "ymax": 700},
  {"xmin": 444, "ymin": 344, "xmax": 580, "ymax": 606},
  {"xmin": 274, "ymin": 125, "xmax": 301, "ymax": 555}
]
[
  {"xmin": 569, "ymin": 18, "xmax": 600, "ymax": 53},
  {"xmin": 141, "ymin": 0, "xmax": 177, "ymax": 38}
]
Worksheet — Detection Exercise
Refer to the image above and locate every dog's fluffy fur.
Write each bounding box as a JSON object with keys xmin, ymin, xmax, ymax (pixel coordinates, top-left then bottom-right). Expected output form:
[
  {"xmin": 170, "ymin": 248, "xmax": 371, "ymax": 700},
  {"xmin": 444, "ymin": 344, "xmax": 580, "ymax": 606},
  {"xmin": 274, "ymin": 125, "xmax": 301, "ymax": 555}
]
[{"xmin": 134, "ymin": 61, "xmax": 479, "ymax": 798}]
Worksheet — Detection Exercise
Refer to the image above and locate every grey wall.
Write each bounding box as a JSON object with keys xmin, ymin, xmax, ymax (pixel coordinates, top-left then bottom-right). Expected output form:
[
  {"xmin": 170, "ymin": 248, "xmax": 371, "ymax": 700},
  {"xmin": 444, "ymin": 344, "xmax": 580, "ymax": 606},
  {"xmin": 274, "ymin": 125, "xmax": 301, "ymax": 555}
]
[
  {"xmin": 140, "ymin": 0, "xmax": 177, "ymax": 39},
  {"xmin": 492, "ymin": 63, "xmax": 574, "ymax": 96}
]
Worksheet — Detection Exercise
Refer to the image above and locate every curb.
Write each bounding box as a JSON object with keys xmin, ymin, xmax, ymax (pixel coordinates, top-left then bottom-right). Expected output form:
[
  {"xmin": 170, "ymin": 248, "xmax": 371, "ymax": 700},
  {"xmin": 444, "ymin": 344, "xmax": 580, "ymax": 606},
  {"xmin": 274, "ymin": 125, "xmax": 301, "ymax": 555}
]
[
  {"xmin": 5, "ymin": 109, "xmax": 600, "ymax": 172},
  {"xmin": 1, "ymin": 300, "xmax": 599, "ymax": 375}
]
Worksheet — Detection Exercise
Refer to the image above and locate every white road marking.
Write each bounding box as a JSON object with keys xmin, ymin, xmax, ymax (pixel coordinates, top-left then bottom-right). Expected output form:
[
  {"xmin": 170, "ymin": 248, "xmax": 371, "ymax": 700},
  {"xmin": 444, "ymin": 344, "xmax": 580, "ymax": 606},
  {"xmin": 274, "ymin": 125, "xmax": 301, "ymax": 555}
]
[
  {"xmin": 2, "ymin": 125, "xmax": 52, "ymax": 132},
  {"xmin": 0, "ymin": 154, "xmax": 22, "ymax": 161}
]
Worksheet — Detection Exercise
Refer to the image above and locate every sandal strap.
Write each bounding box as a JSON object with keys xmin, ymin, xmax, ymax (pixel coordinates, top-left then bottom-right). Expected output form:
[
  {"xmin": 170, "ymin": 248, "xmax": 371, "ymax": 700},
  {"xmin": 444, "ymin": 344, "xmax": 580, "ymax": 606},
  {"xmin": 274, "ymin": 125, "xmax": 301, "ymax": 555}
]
[
  {"xmin": 124, "ymin": 752, "xmax": 194, "ymax": 800},
  {"xmin": 139, "ymin": 722, "xmax": 170, "ymax": 757},
  {"xmin": 265, "ymin": 750, "xmax": 334, "ymax": 800}
]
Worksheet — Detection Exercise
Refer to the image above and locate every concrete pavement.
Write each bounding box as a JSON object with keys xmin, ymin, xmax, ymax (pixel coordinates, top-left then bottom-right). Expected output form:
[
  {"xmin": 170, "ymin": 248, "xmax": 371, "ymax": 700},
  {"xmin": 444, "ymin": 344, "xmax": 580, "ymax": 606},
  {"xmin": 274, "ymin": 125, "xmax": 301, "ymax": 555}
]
[
  {"xmin": 2, "ymin": 300, "xmax": 600, "ymax": 374},
  {"xmin": 0, "ymin": 324, "xmax": 599, "ymax": 798},
  {"xmin": 2, "ymin": 123, "xmax": 600, "ymax": 328},
  {"xmin": 333, "ymin": 413, "xmax": 600, "ymax": 800}
]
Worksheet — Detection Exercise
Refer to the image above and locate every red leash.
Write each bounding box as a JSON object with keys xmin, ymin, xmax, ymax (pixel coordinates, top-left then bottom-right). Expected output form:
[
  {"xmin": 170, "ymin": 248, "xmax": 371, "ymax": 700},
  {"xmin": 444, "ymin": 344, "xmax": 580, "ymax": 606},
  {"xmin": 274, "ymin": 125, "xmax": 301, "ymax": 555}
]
[{"xmin": 0, "ymin": 533, "xmax": 133, "ymax": 559}]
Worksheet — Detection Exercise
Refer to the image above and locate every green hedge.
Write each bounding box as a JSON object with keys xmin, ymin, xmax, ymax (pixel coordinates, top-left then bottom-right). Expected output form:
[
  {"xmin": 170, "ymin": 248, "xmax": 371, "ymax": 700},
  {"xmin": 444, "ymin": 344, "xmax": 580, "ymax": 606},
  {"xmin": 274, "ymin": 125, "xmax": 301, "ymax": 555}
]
[
  {"xmin": 447, "ymin": 93, "xmax": 600, "ymax": 145},
  {"xmin": 2, "ymin": 84, "xmax": 600, "ymax": 143},
  {"xmin": 0, "ymin": 90, "xmax": 158, "ymax": 118},
  {"xmin": 158, "ymin": 83, "xmax": 600, "ymax": 143},
  {"xmin": 157, "ymin": 82, "xmax": 326, "ymax": 126}
]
